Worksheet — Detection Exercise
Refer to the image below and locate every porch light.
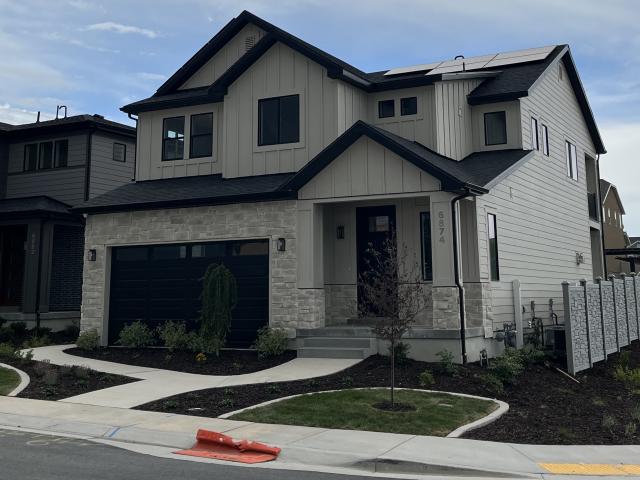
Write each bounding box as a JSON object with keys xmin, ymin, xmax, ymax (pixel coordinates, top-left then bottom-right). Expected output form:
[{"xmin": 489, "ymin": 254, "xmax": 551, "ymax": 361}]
[
  {"xmin": 277, "ymin": 238, "xmax": 286, "ymax": 252},
  {"xmin": 87, "ymin": 249, "xmax": 97, "ymax": 262},
  {"xmin": 337, "ymin": 225, "xmax": 345, "ymax": 239}
]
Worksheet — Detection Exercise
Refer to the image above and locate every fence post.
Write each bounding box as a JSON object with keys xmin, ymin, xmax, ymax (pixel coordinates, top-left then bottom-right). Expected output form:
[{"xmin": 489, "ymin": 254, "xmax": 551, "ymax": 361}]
[
  {"xmin": 580, "ymin": 279, "xmax": 592, "ymax": 368},
  {"xmin": 610, "ymin": 274, "xmax": 620, "ymax": 352},
  {"xmin": 562, "ymin": 281, "xmax": 575, "ymax": 375},
  {"xmin": 596, "ymin": 277, "xmax": 607, "ymax": 361},
  {"xmin": 621, "ymin": 273, "xmax": 631, "ymax": 343},
  {"xmin": 512, "ymin": 279, "xmax": 523, "ymax": 348},
  {"xmin": 634, "ymin": 273, "xmax": 640, "ymax": 340}
]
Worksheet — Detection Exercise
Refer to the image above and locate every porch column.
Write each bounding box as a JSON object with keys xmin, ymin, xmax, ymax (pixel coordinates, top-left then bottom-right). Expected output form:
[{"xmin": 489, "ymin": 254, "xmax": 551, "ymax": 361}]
[
  {"xmin": 430, "ymin": 192, "xmax": 461, "ymax": 329},
  {"xmin": 296, "ymin": 201, "xmax": 325, "ymax": 329}
]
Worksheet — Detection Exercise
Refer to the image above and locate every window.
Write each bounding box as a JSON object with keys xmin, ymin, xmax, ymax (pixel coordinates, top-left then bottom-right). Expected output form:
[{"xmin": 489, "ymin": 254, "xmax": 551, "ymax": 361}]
[
  {"xmin": 258, "ymin": 94, "xmax": 300, "ymax": 146},
  {"xmin": 420, "ymin": 212, "xmax": 433, "ymax": 281},
  {"xmin": 565, "ymin": 140, "xmax": 578, "ymax": 180},
  {"xmin": 38, "ymin": 142, "xmax": 53, "ymax": 169},
  {"xmin": 113, "ymin": 142, "xmax": 126, "ymax": 162},
  {"xmin": 162, "ymin": 116, "xmax": 185, "ymax": 161},
  {"xmin": 530, "ymin": 117, "xmax": 539, "ymax": 150},
  {"xmin": 484, "ymin": 111, "xmax": 507, "ymax": 145},
  {"xmin": 400, "ymin": 97, "xmax": 417, "ymax": 116},
  {"xmin": 54, "ymin": 140, "xmax": 68, "ymax": 168},
  {"xmin": 488, "ymin": 213, "xmax": 500, "ymax": 281},
  {"xmin": 189, "ymin": 113, "xmax": 213, "ymax": 158},
  {"xmin": 23, "ymin": 144, "xmax": 38, "ymax": 171},
  {"xmin": 541, "ymin": 124, "xmax": 549, "ymax": 156},
  {"xmin": 378, "ymin": 99, "xmax": 394, "ymax": 118},
  {"xmin": 368, "ymin": 215, "xmax": 390, "ymax": 233},
  {"xmin": 152, "ymin": 245, "xmax": 187, "ymax": 260}
]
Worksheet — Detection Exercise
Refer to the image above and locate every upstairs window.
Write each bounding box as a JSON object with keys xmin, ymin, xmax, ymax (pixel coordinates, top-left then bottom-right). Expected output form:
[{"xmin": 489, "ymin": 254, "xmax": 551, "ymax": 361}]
[
  {"xmin": 400, "ymin": 97, "xmax": 417, "ymax": 116},
  {"xmin": 258, "ymin": 94, "xmax": 300, "ymax": 146},
  {"xmin": 420, "ymin": 212, "xmax": 433, "ymax": 281},
  {"xmin": 162, "ymin": 116, "xmax": 185, "ymax": 161},
  {"xmin": 530, "ymin": 117, "xmax": 539, "ymax": 150},
  {"xmin": 541, "ymin": 124, "xmax": 549, "ymax": 156},
  {"xmin": 113, "ymin": 142, "xmax": 126, "ymax": 162},
  {"xmin": 488, "ymin": 213, "xmax": 500, "ymax": 281},
  {"xmin": 38, "ymin": 142, "xmax": 53, "ymax": 170},
  {"xmin": 565, "ymin": 140, "xmax": 578, "ymax": 180},
  {"xmin": 54, "ymin": 140, "xmax": 68, "ymax": 168},
  {"xmin": 484, "ymin": 111, "xmax": 507, "ymax": 145},
  {"xmin": 378, "ymin": 99, "xmax": 394, "ymax": 118},
  {"xmin": 190, "ymin": 113, "xmax": 213, "ymax": 158},
  {"xmin": 23, "ymin": 144, "xmax": 38, "ymax": 171}
]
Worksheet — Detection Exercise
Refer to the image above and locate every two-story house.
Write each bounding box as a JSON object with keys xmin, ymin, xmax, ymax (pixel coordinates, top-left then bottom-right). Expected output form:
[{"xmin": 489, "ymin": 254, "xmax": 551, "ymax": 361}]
[
  {"xmin": 75, "ymin": 11, "xmax": 606, "ymax": 362},
  {"xmin": 0, "ymin": 114, "xmax": 135, "ymax": 331},
  {"xmin": 600, "ymin": 178, "xmax": 635, "ymax": 275}
]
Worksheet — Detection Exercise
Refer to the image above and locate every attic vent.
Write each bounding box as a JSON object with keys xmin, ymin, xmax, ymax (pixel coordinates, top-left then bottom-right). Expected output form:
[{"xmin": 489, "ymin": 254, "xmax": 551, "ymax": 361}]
[
  {"xmin": 558, "ymin": 64, "xmax": 563, "ymax": 81},
  {"xmin": 245, "ymin": 35, "xmax": 256, "ymax": 52}
]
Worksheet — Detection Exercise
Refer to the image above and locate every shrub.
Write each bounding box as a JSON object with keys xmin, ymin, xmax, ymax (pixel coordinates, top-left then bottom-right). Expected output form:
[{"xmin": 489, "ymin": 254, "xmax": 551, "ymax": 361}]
[
  {"xmin": 613, "ymin": 365, "xmax": 640, "ymax": 392},
  {"xmin": 33, "ymin": 360, "xmax": 51, "ymax": 378},
  {"xmin": 23, "ymin": 334, "xmax": 50, "ymax": 349},
  {"xmin": 76, "ymin": 329, "xmax": 100, "ymax": 351},
  {"xmin": 490, "ymin": 348, "xmax": 525, "ymax": 385},
  {"xmin": 72, "ymin": 365, "xmax": 92, "ymax": 380},
  {"xmin": 631, "ymin": 403, "xmax": 640, "ymax": 423},
  {"xmin": 118, "ymin": 321, "xmax": 155, "ymax": 348},
  {"xmin": 435, "ymin": 349, "xmax": 458, "ymax": 376},
  {"xmin": 520, "ymin": 344, "xmax": 547, "ymax": 366},
  {"xmin": 63, "ymin": 324, "xmax": 81, "ymax": 340},
  {"xmin": 157, "ymin": 321, "xmax": 191, "ymax": 352},
  {"xmin": 624, "ymin": 422, "xmax": 637, "ymax": 438},
  {"xmin": 196, "ymin": 336, "xmax": 225, "ymax": 356},
  {"xmin": 418, "ymin": 370, "xmax": 435, "ymax": 388},
  {"xmin": 252, "ymin": 326, "xmax": 288, "ymax": 358},
  {"xmin": 199, "ymin": 264, "xmax": 237, "ymax": 352},
  {"xmin": 195, "ymin": 352, "xmax": 207, "ymax": 363},
  {"xmin": 8, "ymin": 322, "xmax": 27, "ymax": 337},
  {"xmin": 389, "ymin": 341, "xmax": 411, "ymax": 366},
  {"xmin": 618, "ymin": 350, "xmax": 632, "ymax": 370},
  {"xmin": 0, "ymin": 342, "xmax": 17, "ymax": 360},
  {"xmin": 482, "ymin": 373, "xmax": 505, "ymax": 396},
  {"xmin": 43, "ymin": 368, "xmax": 60, "ymax": 386},
  {"xmin": 602, "ymin": 414, "xmax": 617, "ymax": 434}
]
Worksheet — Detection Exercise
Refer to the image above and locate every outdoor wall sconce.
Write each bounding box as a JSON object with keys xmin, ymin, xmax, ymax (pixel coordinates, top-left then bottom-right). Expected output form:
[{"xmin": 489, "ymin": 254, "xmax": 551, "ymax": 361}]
[
  {"xmin": 87, "ymin": 249, "xmax": 97, "ymax": 262},
  {"xmin": 277, "ymin": 238, "xmax": 286, "ymax": 252},
  {"xmin": 575, "ymin": 252, "xmax": 585, "ymax": 265},
  {"xmin": 337, "ymin": 225, "xmax": 345, "ymax": 239}
]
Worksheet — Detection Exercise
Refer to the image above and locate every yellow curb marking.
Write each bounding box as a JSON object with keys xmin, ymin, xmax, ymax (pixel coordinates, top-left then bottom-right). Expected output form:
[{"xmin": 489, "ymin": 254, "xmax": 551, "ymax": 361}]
[{"xmin": 540, "ymin": 463, "xmax": 640, "ymax": 476}]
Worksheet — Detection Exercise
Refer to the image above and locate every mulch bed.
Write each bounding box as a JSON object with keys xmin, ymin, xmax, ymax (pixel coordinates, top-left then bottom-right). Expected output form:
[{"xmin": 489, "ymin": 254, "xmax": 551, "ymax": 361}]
[
  {"xmin": 64, "ymin": 347, "xmax": 296, "ymax": 376},
  {"xmin": 1, "ymin": 357, "xmax": 136, "ymax": 401},
  {"xmin": 137, "ymin": 343, "xmax": 640, "ymax": 445}
]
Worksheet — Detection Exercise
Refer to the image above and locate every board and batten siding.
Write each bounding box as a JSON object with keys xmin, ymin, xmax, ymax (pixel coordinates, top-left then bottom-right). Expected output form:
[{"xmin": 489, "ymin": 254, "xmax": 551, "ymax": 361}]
[
  {"xmin": 476, "ymin": 59, "xmax": 597, "ymax": 330},
  {"xmin": 299, "ymin": 136, "xmax": 441, "ymax": 200},
  {"xmin": 471, "ymin": 101, "xmax": 522, "ymax": 152},
  {"xmin": 435, "ymin": 79, "xmax": 483, "ymax": 160},
  {"xmin": 89, "ymin": 133, "xmax": 136, "ymax": 198},
  {"xmin": 135, "ymin": 103, "xmax": 223, "ymax": 181},
  {"xmin": 179, "ymin": 23, "xmax": 266, "ymax": 90},
  {"xmin": 5, "ymin": 134, "xmax": 87, "ymax": 206}
]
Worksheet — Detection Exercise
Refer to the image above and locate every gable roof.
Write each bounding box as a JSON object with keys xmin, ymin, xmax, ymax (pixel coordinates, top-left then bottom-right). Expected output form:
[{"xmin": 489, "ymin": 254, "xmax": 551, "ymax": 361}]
[
  {"xmin": 0, "ymin": 196, "xmax": 79, "ymax": 220},
  {"xmin": 281, "ymin": 121, "xmax": 533, "ymax": 194},
  {"xmin": 600, "ymin": 178, "xmax": 625, "ymax": 214}
]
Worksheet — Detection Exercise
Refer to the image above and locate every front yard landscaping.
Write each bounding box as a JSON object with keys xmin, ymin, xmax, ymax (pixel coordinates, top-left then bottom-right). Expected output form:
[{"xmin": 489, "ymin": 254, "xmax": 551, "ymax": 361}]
[
  {"xmin": 229, "ymin": 389, "xmax": 497, "ymax": 436},
  {"xmin": 0, "ymin": 366, "xmax": 20, "ymax": 395}
]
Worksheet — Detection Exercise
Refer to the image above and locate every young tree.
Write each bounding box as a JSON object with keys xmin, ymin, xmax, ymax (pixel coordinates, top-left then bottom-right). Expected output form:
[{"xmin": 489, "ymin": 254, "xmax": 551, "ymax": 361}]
[
  {"xmin": 358, "ymin": 232, "xmax": 426, "ymax": 408},
  {"xmin": 199, "ymin": 263, "xmax": 237, "ymax": 355}
]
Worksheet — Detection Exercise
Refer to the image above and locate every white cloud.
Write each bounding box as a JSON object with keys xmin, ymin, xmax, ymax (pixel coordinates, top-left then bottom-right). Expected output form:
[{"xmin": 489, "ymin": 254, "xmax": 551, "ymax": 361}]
[
  {"xmin": 85, "ymin": 21, "xmax": 158, "ymax": 39},
  {"xmin": 0, "ymin": 104, "xmax": 55, "ymax": 124},
  {"xmin": 136, "ymin": 72, "xmax": 166, "ymax": 81}
]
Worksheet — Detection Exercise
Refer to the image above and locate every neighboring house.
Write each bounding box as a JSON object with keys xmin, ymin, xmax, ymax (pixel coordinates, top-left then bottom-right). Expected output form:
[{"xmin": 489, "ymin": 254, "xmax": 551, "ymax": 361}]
[
  {"xmin": 0, "ymin": 114, "xmax": 135, "ymax": 330},
  {"xmin": 600, "ymin": 179, "xmax": 632, "ymax": 275},
  {"xmin": 75, "ymin": 11, "xmax": 606, "ymax": 362},
  {"xmin": 630, "ymin": 237, "xmax": 640, "ymax": 248}
]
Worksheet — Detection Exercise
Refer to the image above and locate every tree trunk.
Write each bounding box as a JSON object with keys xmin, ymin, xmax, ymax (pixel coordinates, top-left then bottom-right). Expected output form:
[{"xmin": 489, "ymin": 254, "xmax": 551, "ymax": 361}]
[{"xmin": 390, "ymin": 339, "xmax": 395, "ymax": 407}]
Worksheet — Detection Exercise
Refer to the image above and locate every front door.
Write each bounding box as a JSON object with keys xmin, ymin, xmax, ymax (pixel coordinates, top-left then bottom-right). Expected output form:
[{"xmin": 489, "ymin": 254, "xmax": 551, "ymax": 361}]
[
  {"xmin": 356, "ymin": 205, "xmax": 396, "ymax": 317},
  {"xmin": 0, "ymin": 225, "xmax": 27, "ymax": 308}
]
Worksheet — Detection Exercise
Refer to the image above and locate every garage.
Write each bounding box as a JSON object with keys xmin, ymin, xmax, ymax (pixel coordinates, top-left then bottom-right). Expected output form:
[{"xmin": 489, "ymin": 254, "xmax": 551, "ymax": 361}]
[{"xmin": 108, "ymin": 239, "xmax": 269, "ymax": 347}]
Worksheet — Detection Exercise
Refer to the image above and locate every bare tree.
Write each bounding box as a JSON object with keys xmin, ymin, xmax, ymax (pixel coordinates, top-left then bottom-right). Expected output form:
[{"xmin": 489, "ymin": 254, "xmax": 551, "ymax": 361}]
[{"xmin": 358, "ymin": 231, "xmax": 426, "ymax": 408}]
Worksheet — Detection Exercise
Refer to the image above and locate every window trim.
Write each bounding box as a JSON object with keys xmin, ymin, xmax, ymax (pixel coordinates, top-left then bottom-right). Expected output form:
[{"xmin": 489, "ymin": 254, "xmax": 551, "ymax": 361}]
[
  {"xmin": 378, "ymin": 99, "xmax": 395, "ymax": 119},
  {"xmin": 484, "ymin": 111, "xmax": 508, "ymax": 146},
  {"xmin": 189, "ymin": 112, "xmax": 214, "ymax": 159},
  {"xmin": 420, "ymin": 211, "xmax": 433, "ymax": 281},
  {"xmin": 113, "ymin": 142, "xmax": 127, "ymax": 162},
  {"xmin": 487, "ymin": 212, "xmax": 500, "ymax": 282},
  {"xmin": 162, "ymin": 115, "xmax": 185, "ymax": 161},
  {"xmin": 565, "ymin": 140, "xmax": 578, "ymax": 181},
  {"xmin": 530, "ymin": 116, "xmax": 539, "ymax": 150},
  {"xmin": 541, "ymin": 124, "xmax": 549, "ymax": 156},
  {"xmin": 23, "ymin": 143, "xmax": 38, "ymax": 172},
  {"xmin": 257, "ymin": 94, "xmax": 300, "ymax": 147},
  {"xmin": 400, "ymin": 96, "xmax": 418, "ymax": 116}
]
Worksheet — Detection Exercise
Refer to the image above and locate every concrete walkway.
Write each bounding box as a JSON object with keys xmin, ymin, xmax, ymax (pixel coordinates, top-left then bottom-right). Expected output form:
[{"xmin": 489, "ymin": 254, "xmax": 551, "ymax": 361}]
[
  {"xmin": 28, "ymin": 345, "xmax": 359, "ymax": 408},
  {"xmin": 1, "ymin": 396, "xmax": 639, "ymax": 478}
]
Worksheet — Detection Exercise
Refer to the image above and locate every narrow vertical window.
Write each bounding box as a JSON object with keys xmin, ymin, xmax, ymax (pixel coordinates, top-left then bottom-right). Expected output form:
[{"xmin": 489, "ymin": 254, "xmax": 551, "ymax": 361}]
[
  {"xmin": 162, "ymin": 116, "xmax": 185, "ymax": 161},
  {"xmin": 530, "ymin": 117, "xmax": 539, "ymax": 150},
  {"xmin": 23, "ymin": 144, "xmax": 38, "ymax": 171},
  {"xmin": 54, "ymin": 140, "xmax": 68, "ymax": 168},
  {"xmin": 541, "ymin": 124, "xmax": 549, "ymax": 156},
  {"xmin": 38, "ymin": 142, "xmax": 53, "ymax": 169},
  {"xmin": 189, "ymin": 113, "xmax": 213, "ymax": 158},
  {"xmin": 420, "ymin": 212, "xmax": 433, "ymax": 281},
  {"xmin": 484, "ymin": 111, "xmax": 507, "ymax": 145},
  {"xmin": 565, "ymin": 140, "xmax": 578, "ymax": 180},
  {"xmin": 113, "ymin": 142, "xmax": 126, "ymax": 162},
  {"xmin": 488, "ymin": 213, "xmax": 500, "ymax": 281}
]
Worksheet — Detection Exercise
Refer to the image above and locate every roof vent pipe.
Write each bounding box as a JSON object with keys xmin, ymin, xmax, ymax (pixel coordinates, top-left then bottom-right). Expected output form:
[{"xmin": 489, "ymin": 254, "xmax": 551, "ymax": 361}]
[
  {"xmin": 455, "ymin": 55, "xmax": 466, "ymax": 72},
  {"xmin": 36, "ymin": 111, "xmax": 41, "ymax": 123},
  {"xmin": 56, "ymin": 105, "xmax": 67, "ymax": 119}
]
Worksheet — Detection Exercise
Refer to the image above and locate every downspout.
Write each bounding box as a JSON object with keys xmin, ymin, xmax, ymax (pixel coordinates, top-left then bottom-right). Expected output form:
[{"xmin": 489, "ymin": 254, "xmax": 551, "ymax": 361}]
[
  {"xmin": 451, "ymin": 188, "xmax": 473, "ymax": 364},
  {"xmin": 84, "ymin": 129, "xmax": 95, "ymax": 201},
  {"xmin": 128, "ymin": 113, "xmax": 138, "ymax": 182},
  {"xmin": 596, "ymin": 154, "xmax": 607, "ymax": 278}
]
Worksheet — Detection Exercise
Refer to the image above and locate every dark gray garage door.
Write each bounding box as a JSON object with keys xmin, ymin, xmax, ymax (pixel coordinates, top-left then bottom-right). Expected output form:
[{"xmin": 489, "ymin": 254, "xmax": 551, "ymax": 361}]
[{"xmin": 109, "ymin": 240, "xmax": 269, "ymax": 347}]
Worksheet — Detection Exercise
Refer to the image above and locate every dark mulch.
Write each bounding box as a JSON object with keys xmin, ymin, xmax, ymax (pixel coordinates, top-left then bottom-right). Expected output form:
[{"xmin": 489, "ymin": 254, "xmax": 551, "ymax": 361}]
[
  {"xmin": 138, "ymin": 343, "xmax": 640, "ymax": 445},
  {"xmin": 64, "ymin": 347, "xmax": 296, "ymax": 376},
  {"xmin": 1, "ymin": 357, "xmax": 136, "ymax": 401}
]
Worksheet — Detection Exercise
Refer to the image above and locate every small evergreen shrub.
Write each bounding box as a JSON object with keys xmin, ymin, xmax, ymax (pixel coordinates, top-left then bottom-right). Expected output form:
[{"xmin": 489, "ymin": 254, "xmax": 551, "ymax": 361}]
[
  {"xmin": 157, "ymin": 321, "xmax": 191, "ymax": 352},
  {"xmin": 72, "ymin": 365, "xmax": 92, "ymax": 380},
  {"xmin": 613, "ymin": 365, "xmax": 640, "ymax": 392},
  {"xmin": 482, "ymin": 373, "xmax": 505, "ymax": 396},
  {"xmin": 0, "ymin": 342, "xmax": 17, "ymax": 360},
  {"xmin": 8, "ymin": 322, "xmax": 27, "ymax": 337},
  {"xmin": 118, "ymin": 321, "xmax": 155, "ymax": 348},
  {"xmin": 23, "ymin": 334, "xmax": 50, "ymax": 349},
  {"xmin": 435, "ymin": 349, "xmax": 458, "ymax": 376},
  {"xmin": 489, "ymin": 348, "xmax": 525, "ymax": 385},
  {"xmin": 63, "ymin": 324, "xmax": 81, "ymax": 340},
  {"xmin": 418, "ymin": 370, "xmax": 435, "ymax": 388},
  {"xmin": 76, "ymin": 329, "xmax": 100, "ymax": 351},
  {"xmin": 252, "ymin": 326, "xmax": 288, "ymax": 358},
  {"xmin": 388, "ymin": 341, "xmax": 411, "ymax": 366}
]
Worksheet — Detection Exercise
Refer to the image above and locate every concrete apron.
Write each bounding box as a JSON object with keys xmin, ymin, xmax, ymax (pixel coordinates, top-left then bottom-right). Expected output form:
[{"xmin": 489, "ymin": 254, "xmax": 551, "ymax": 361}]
[{"xmin": 3, "ymin": 397, "xmax": 640, "ymax": 478}]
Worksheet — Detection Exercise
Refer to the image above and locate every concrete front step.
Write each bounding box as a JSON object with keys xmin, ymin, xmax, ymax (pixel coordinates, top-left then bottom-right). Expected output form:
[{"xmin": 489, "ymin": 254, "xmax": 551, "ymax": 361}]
[
  {"xmin": 298, "ymin": 347, "xmax": 369, "ymax": 359},
  {"xmin": 296, "ymin": 326, "xmax": 374, "ymax": 338},
  {"xmin": 303, "ymin": 337, "xmax": 372, "ymax": 349}
]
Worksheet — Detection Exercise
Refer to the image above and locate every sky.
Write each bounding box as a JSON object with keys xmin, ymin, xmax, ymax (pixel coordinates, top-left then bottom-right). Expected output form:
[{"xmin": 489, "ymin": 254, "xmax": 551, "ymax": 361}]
[{"xmin": 1, "ymin": 0, "xmax": 639, "ymax": 234}]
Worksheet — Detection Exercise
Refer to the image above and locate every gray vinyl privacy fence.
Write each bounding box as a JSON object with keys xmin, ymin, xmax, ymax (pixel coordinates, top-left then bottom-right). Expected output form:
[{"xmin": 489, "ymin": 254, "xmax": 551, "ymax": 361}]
[{"xmin": 562, "ymin": 275, "xmax": 640, "ymax": 375}]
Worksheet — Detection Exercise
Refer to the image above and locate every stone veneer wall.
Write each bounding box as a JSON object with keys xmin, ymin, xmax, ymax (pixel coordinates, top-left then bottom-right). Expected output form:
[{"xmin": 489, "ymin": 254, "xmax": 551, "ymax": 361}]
[
  {"xmin": 464, "ymin": 282, "xmax": 494, "ymax": 337},
  {"xmin": 81, "ymin": 200, "xmax": 324, "ymax": 339},
  {"xmin": 432, "ymin": 286, "xmax": 460, "ymax": 329},
  {"xmin": 325, "ymin": 284, "xmax": 357, "ymax": 325}
]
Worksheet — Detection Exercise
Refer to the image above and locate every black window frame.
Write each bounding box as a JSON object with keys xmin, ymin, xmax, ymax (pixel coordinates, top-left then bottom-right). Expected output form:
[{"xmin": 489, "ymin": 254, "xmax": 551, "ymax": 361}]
[
  {"xmin": 113, "ymin": 142, "xmax": 126, "ymax": 162},
  {"xmin": 38, "ymin": 141, "xmax": 53, "ymax": 170},
  {"xmin": 23, "ymin": 143, "xmax": 38, "ymax": 172},
  {"xmin": 162, "ymin": 116, "xmax": 185, "ymax": 161},
  {"xmin": 189, "ymin": 112, "xmax": 214, "ymax": 158},
  {"xmin": 541, "ymin": 124, "xmax": 549, "ymax": 156},
  {"xmin": 488, "ymin": 213, "xmax": 500, "ymax": 282},
  {"xmin": 54, "ymin": 139, "xmax": 68, "ymax": 168},
  {"xmin": 420, "ymin": 212, "xmax": 433, "ymax": 281},
  {"xmin": 484, "ymin": 111, "xmax": 507, "ymax": 146},
  {"xmin": 257, "ymin": 94, "xmax": 300, "ymax": 146},
  {"xmin": 400, "ymin": 96, "xmax": 418, "ymax": 116},
  {"xmin": 530, "ymin": 116, "xmax": 539, "ymax": 150},
  {"xmin": 566, "ymin": 140, "xmax": 578, "ymax": 181},
  {"xmin": 378, "ymin": 99, "xmax": 395, "ymax": 119}
]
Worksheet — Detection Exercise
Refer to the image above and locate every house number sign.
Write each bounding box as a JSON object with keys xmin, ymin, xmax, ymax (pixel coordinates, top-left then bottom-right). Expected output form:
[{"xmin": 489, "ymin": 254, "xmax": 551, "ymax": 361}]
[{"xmin": 438, "ymin": 211, "xmax": 446, "ymax": 243}]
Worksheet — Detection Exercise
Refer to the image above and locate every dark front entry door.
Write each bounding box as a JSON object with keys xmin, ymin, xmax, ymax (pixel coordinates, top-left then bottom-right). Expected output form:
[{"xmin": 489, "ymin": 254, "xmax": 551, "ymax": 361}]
[
  {"xmin": 356, "ymin": 205, "xmax": 396, "ymax": 317},
  {"xmin": 0, "ymin": 225, "xmax": 27, "ymax": 307}
]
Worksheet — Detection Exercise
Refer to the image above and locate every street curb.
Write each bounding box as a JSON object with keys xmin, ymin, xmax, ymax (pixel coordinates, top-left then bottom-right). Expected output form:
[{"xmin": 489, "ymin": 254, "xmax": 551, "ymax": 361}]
[
  {"xmin": 0, "ymin": 362, "xmax": 30, "ymax": 397},
  {"xmin": 219, "ymin": 387, "xmax": 508, "ymax": 437}
]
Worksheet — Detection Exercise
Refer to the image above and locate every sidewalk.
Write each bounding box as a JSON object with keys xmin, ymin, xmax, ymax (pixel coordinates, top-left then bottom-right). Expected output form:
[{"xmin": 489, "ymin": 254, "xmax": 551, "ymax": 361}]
[
  {"xmin": 2, "ymin": 396, "xmax": 640, "ymax": 478},
  {"xmin": 28, "ymin": 345, "xmax": 359, "ymax": 408}
]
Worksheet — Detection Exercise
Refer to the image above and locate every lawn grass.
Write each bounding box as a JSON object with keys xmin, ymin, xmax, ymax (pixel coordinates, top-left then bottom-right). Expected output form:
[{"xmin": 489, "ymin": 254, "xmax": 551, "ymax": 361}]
[
  {"xmin": 0, "ymin": 366, "xmax": 20, "ymax": 396},
  {"xmin": 230, "ymin": 389, "xmax": 498, "ymax": 436}
]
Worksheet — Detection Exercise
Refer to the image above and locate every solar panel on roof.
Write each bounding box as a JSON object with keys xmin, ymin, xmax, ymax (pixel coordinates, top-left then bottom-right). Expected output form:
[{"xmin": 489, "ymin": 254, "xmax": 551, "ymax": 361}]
[{"xmin": 384, "ymin": 62, "xmax": 442, "ymax": 76}]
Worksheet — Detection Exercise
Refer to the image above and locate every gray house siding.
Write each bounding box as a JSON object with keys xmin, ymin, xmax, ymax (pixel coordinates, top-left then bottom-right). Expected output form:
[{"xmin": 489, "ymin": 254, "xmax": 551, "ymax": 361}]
[
  {"xmin": 0, "ymin": 138, "xmax": 8, "ymax": 198},
  {"xmin": 89, "ymin": 132, "xmax": 136, "ymax": 199}
]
